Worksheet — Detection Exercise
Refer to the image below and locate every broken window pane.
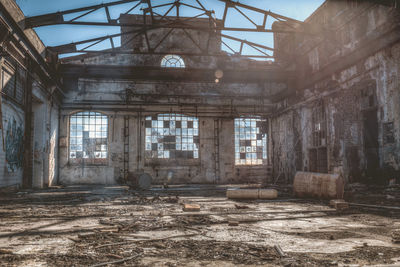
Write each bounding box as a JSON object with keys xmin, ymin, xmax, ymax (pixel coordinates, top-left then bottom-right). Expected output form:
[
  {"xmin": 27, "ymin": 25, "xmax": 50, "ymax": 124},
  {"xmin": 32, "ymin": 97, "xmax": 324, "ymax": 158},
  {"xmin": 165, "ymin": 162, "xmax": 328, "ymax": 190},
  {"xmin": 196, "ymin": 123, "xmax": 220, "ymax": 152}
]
[
  {"xmin": 145, "ymin": 114, "xmax": 199, "ymax": 159},
  {"xmin": 234, "ymin": 117, "xmax": 267, "ymax": 166},
  {"xmin": 69, "ymin": 112, "xmax": 108, "ymax": 160}
]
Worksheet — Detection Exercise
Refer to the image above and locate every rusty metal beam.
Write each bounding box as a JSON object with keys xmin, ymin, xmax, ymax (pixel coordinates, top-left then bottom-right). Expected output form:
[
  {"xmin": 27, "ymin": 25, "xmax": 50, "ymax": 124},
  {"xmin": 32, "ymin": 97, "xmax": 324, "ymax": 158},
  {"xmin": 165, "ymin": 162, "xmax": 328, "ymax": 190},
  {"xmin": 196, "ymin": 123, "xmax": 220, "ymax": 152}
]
[
  {"xmin": 48, "ymin": 21, "xmax": 274, "ymax": 57},
  {"xmin": 21, "ymin": 18, "xmax": 306, "ymax": 34},
  {"xmin": 22, "ymin": 0, "xmax": 141, "ymax": 29},
  {"xmin": 59, "ymin": 64, "xmax": 293, "ymax": 82},
  {"xmin": 21, "ymin": 0, "xmax": 306, "ymax": 35},
  {"xmin": 217, "ymin": 0, "xmax": 303, "ymax": 25},
  {"xmin": 21, "ymin": 0, "xmax": 312, "ymax": 59},
  {"xmin": 60, "ymin": 49, "xmax": 273, "ymax": 58},
  {"xmin": 23, "ymin": 19, "xmax": 302, "ymax": 34}
]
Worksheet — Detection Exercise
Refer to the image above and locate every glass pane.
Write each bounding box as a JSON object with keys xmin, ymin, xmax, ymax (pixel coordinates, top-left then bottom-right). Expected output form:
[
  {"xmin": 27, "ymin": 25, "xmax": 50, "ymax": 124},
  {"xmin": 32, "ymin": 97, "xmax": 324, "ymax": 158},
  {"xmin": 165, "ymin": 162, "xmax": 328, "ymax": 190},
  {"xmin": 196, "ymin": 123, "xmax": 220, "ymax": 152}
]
[
  {"xmin": 69, "ymin": 112, "xmax": 108, "ymax": 160},
  {"xmin": 234, "ymin": 117, "xmax": 267, "ymax": 165}
]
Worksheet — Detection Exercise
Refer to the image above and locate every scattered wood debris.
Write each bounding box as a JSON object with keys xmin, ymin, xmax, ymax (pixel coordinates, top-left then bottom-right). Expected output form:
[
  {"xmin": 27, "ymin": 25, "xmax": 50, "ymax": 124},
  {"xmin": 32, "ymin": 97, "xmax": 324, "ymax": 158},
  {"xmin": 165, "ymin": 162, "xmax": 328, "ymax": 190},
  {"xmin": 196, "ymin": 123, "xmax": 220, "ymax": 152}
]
[
  {"xmin": 228, "ymin": 220, "xmax": 239, "ymax": 226},
  {"xmin": 234, "ymin": 204, "xmax": 250, "ymax": 209},
  {"xmin": 274, "ymin": 244, "xmax": 286, "ymax": 258},
  {"xmin": 392, "ymin": 230, "xmax": 400, "ymax": 243},
  {"xmin": 89, "ymin": 254, "xmax": 140, "ymax": 267},
  {"xmin": 0, "ymin": 249, "xmax": 13, "ymax": 255}
]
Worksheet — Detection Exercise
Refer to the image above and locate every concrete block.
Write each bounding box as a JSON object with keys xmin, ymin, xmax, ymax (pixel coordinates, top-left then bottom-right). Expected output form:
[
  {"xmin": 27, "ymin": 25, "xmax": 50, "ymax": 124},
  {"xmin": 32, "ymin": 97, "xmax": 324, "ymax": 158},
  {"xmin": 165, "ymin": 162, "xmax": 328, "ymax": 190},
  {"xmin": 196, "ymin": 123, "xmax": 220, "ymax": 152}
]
[
  {"xmin": 329, "ymin": 199, "xmax": 346, "ymax": 208},
  {"xmin": 183, "ymin": 204, "xmax": 200, "ymax": 212}
]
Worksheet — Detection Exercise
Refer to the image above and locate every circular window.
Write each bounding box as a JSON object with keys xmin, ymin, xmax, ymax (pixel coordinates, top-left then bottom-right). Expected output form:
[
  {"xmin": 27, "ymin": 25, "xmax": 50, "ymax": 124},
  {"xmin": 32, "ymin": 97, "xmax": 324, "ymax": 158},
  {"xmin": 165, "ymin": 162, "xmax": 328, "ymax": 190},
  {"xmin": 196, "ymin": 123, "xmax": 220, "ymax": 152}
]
[{"xmin": 161, "ymin": 54, "xmax": 185, "ymax": 68}]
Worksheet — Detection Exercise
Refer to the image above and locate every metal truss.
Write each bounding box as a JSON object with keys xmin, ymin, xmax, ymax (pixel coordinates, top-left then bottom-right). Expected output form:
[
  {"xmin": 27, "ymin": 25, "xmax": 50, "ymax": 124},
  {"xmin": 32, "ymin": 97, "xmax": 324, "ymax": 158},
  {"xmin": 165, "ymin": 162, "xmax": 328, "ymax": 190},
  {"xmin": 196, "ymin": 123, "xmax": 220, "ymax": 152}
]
[{"xmin": 22, "ymin": 0, "xmax": 307, "ymax": 58}]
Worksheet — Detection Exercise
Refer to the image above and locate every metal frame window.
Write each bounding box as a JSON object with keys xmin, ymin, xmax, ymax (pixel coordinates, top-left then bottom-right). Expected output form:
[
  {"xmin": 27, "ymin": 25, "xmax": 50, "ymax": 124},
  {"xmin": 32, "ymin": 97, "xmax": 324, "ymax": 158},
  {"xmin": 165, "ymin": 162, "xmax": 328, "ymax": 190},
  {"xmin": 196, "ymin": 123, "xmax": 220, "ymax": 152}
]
[
  {"xmin": 234, "ymin": 117, "xmax": 267, "ymax": 165},
  {"xmin": 69, "ymin": 111, "xmax": 108, "ymax": 160},
  {"xmin": 1, "ymin": 60, "xmax": 25, "ymax": 105},
  {"xmin": 311, "ymin": 103, "xmax": 326, "ymax": 148},
  {"xmin": 309, "ymin": 102, "xmax": 328, "ymax": 173},
  {"xmin": 145, "ymin": 114, "xmax": 199, "ymax": 159},
  {"xmin": 160, "ymin": 55, "xmax": 185, "ymax": 68}
]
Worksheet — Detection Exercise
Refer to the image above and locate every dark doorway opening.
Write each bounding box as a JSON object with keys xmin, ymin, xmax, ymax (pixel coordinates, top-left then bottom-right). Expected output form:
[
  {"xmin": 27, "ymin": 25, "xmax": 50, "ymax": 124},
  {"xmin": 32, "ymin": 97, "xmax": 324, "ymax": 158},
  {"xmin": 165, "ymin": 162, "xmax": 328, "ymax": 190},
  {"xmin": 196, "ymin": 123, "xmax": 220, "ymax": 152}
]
[{"xmin": 362, "ymin": 108, "xmax": 380, "ymax": 183}]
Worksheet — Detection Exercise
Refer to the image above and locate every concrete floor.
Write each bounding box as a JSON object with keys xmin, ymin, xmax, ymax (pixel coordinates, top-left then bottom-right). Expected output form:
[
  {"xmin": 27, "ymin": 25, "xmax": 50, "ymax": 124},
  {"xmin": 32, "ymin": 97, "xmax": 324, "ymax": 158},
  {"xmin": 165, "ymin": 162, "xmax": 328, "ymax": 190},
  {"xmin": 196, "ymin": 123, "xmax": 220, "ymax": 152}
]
[{"xmin": 0, "ymin": 185, "xmax": 400, "ymax": 266}]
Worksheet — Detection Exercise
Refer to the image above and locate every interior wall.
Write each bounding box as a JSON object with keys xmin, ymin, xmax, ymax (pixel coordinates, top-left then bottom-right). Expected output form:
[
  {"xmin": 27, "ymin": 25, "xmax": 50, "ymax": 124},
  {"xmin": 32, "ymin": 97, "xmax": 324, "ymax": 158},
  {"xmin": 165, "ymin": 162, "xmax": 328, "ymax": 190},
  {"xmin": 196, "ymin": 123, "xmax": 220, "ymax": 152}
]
[
  {"xmin": 0, "ymin": 99, "xmax": 24, "ymax": 188},
  {"xmin": 0, "ymin": 79, "xmax": 60, "ymax": 189},
  {"xmin": 271, "ymin": 1, "xmax": 400, "ymax": 184},
  {"xmin": 59, "ymin": 111, "xmax": 272, "ymax": 185}
]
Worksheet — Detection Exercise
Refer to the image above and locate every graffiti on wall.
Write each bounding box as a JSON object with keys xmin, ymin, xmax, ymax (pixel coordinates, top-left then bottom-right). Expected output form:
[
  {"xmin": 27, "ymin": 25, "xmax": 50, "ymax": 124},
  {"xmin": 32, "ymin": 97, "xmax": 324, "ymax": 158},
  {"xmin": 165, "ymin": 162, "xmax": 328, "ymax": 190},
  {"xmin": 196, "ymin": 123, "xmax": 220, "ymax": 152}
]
[{"xmin": 5, "ymin": 118, "xmax": 24, "ymax": 172}]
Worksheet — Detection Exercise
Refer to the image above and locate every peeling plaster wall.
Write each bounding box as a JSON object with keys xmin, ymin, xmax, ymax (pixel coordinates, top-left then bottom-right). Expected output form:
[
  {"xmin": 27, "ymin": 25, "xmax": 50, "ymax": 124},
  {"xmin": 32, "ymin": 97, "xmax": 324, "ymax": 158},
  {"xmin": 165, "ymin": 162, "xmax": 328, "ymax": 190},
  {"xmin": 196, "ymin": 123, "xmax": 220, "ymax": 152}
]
[
  {"xmin": 0, "ymin": 77, "xmax": 59, "ymax": 189},
  {"xmin": 0, "ymin": 100, "xmax": 24, "ymax": 187},
  {"xmin": 272, "ymin": 1, "xmax": 400, "ymax": 184},
  {"xmin": 0, "ymin": 0, "xmax": 62, "ymax": 189},
  {"xmin": 31, "ymin": 83, "xmax": 60, "ymax": 188}
]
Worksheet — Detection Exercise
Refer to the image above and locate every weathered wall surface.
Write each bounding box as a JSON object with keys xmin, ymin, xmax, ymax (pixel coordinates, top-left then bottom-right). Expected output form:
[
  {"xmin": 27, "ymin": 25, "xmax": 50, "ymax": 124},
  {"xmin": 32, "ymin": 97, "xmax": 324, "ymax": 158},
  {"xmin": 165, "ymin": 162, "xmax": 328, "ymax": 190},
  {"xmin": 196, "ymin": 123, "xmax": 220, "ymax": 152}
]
[
  {"xmin": 0, "ymin": 1, "xmax": 60, "ymax": 189},
  {"xmin": 58, "ymin": 75, "xmax": 278, "ymax": 184},
  {"xmin": 272, "ymin": 1, "xmax": 400, "ymax": 184},
  {"xmin": 0, "ymin": 73, "xmax": 60, "ymax": 189},
  {"xmin": 32, "ymin": 83, "xmax": 60, "ymax": 188},
  {"xmin": 0, "ymin": 99, "xmax": 24, "ymax": 187},
  {"xmin": 58, "ymin": 110, "xmax": 272, "ymax": 185},
  {"xmin": 59, "ymin": 77, "xmax": 279, "ymax": 184}
]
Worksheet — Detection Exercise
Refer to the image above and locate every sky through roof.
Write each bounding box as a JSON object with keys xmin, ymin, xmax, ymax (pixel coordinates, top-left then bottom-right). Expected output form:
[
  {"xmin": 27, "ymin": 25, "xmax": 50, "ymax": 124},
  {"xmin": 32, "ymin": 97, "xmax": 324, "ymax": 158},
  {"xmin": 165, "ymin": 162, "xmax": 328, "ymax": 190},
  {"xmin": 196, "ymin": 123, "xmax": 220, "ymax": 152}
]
[{"xmin": 15, "ymin": 0, "xmax": 325, "ymax": 58}]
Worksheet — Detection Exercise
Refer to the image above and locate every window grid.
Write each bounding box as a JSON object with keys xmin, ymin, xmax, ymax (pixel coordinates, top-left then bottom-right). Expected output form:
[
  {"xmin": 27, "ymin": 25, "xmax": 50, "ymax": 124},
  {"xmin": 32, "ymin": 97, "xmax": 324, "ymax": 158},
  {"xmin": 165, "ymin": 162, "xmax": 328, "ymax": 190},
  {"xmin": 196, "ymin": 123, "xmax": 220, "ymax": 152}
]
[
  {"xmin": 69, "ymin": 111, "xmax": 108, "ymax": 159},
  {"xmin": 160, "ymin": 55, "xmax": 185, "ymax": 68},
  {"xmin": 145, "ymin": 114, "xmax": 199, "ymax": 159},
  {"xmin": 311, "ymin": 104, "xmax": 326, "ymax": 147},
  {"xmin": 234, "ymin": 117, "xmax": 267, "ymax": 165}
]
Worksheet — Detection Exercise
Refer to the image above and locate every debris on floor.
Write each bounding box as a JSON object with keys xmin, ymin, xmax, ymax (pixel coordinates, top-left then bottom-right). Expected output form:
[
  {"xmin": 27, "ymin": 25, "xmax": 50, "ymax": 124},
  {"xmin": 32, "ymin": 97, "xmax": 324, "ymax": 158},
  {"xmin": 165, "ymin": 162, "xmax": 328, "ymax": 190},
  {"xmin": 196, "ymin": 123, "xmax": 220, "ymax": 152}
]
[
  {"xmin": 183, "ymin": 203, "xmax": 201, "ymax": 212},
  {"xmin": 330, "ymin": 199, "xmax": 349, "ymax": 211},
  {"xmin": 0, "ymin": 185, "xmax": 399, "ymax": 267},
  {"xmin": 392, "ymin": 229, "xmax": 400, "ymax": 243}
]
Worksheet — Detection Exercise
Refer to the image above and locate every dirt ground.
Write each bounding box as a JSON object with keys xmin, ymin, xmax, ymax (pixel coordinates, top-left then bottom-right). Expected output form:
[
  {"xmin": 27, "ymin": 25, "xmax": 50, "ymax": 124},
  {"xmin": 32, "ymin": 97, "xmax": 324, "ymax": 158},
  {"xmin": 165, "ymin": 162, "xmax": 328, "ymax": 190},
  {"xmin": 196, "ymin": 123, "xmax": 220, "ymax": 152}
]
[{"xmin": 0, "ymin": 184, "xmax": 400, "ymax": 267}]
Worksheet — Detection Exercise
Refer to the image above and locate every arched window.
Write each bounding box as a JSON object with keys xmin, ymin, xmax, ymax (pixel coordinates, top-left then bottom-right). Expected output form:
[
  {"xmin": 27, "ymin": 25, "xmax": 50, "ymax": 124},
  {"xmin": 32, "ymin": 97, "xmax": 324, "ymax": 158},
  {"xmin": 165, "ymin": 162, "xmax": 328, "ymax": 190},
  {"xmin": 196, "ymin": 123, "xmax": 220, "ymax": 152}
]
[
  {"xmin": 69, "ymin": 111, "xmax": 108, "ymax": 161},
  {"xmin": 145, "ymin": 114, "xmax": 199, "ymax": 159},
  {"xmin": 234, "ymin": 117, "xmax": 267, "ymax": 165},
  {"xmin": 161, "ymin": 55, "xmax": 185, "ymax": 68}
]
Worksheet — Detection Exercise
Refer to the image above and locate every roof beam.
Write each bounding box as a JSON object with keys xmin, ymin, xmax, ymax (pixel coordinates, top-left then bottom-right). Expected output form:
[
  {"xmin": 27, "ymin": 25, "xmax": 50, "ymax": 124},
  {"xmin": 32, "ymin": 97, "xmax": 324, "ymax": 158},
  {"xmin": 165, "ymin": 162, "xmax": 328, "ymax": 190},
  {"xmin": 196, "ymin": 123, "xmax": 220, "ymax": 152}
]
[
  {"xmin": 59, "ymin": 64, "xmax": 293, "ymax": 83},
  {"xmin": 48, "ymin": 21, "xmax": 274, "ymax": 57},
  {"xmin": 20, "ymin": 0, "xmax": 306, "ymax": 34},
  {"xmin": 217, "ymin": 0, "xmax": 303, "ymax": 25},
  {"xmin": 22, "ymin": 0, "xmax": 141, "ymax": 29}
]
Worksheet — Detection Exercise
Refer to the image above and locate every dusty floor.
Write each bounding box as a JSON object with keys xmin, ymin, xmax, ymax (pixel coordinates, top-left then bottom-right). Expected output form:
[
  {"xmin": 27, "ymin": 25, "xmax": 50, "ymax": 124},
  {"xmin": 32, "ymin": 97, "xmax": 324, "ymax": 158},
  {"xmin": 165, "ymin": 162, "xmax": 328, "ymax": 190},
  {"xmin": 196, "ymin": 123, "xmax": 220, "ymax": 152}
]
[{"xmin": 0, "ymin": 185, "xmax": 400, "ymax": 267}]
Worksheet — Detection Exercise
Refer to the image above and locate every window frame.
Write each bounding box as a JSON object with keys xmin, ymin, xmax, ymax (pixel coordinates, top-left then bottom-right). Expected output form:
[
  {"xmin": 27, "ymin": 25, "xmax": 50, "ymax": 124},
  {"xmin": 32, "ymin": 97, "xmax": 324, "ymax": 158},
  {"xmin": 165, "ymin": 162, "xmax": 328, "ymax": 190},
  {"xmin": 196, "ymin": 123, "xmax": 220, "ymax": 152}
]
[
  {"xmin": 309, "ymin": 102, "xmax": 328, "ymax": 173},
  {"xmin": 234, "ymin": 116, "xmax": 268, "ymax": 166},
  {"xmin": 144, "ymin": 113, "xmax": 200, "ymax": 164},
  {"xmin": 68, "ymin": 111, "xmax": 109, "ymax": 165},
  {"xmin": 160, "ymin": 54, "xmax": 185, "ymax": 68}
]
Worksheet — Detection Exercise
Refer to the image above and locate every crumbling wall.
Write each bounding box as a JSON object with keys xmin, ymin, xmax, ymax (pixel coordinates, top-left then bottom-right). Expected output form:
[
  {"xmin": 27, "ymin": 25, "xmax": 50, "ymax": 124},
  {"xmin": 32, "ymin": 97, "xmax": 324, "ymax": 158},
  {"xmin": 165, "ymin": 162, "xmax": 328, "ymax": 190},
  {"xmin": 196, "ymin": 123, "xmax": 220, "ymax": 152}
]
[
  {"xmin": 0, "ymin": 63, "xmax": 59, "ymax": 189},
  {"xmin": 272, "ymin": 1, "xmax": 400, "ymax": 184},
  {"xmin": 0, "ymin": 1, "xmax": 60, "ymax": 189},
  {"xmin": 0, "ymin": 99, "xmax": 24, "ymax": 187}
]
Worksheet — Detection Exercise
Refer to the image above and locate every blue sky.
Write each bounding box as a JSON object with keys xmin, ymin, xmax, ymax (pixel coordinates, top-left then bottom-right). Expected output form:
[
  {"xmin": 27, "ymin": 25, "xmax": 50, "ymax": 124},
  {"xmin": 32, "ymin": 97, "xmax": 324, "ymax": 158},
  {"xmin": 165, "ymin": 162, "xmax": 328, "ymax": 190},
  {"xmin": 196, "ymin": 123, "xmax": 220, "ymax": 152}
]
[{"xmin": 16, "ymin": 0, "xmax": 325, "ymax": 58}]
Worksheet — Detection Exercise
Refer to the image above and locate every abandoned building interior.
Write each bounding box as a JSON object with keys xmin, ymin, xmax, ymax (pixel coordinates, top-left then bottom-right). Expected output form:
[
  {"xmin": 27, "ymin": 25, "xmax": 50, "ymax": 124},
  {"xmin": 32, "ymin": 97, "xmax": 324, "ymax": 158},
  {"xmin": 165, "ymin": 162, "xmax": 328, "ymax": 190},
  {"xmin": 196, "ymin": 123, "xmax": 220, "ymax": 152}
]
[{"xmin": 0, "ymin": 0, "xmax": 400, "ymax": 266}]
